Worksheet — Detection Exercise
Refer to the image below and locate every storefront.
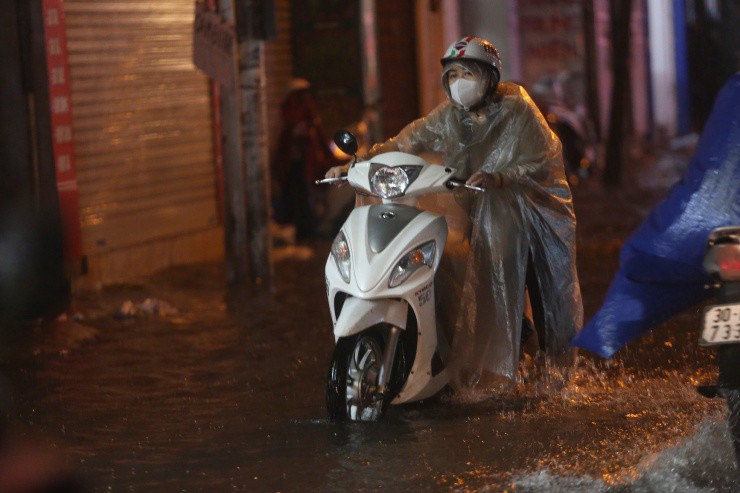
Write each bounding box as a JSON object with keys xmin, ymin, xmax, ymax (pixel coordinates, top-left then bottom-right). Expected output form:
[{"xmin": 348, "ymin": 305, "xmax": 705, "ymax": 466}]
[
  {"xmin": 43, "ymin": 0, "xmax": 223, "ymax": 284},
  {"xmin": 37, "ymin": 0, "xmax": 433, "ymax": 286}
]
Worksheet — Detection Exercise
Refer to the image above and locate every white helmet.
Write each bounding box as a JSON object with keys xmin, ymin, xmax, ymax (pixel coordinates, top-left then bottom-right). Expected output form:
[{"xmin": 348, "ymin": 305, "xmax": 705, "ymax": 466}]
[{"xmin": 441, "ymin": 36, "xmax": 502, "ymax": 78}]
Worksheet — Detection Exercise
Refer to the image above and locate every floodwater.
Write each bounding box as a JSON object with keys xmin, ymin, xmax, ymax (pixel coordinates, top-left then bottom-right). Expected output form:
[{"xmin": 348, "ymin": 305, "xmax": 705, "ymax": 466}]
[{"xmin": 2, "ymin": 169, "xmax": 740, "ymax": 491}]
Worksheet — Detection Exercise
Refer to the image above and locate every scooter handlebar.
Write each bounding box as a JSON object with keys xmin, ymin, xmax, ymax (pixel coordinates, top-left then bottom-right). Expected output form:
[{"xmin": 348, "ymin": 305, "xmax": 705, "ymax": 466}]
[
  {"xmin": 315, "ymin": 174, "xmax": 484, "ymax": 193},
  {"xmin": 446, "ymin": 178, "xmax": 485, "ymax": 193},
  {"xmin": 315, "ymin": 176, "xmax": 349, "ymax": 185}
]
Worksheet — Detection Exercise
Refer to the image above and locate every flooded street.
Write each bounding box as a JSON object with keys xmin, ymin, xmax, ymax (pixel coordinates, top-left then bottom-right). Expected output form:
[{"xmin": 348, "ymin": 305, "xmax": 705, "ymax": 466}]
[
  {"xmin": 4, "ymin": 0, "xmax": 740, "ymax": 489},
  {"xmin": 2, "ymin": 165, "xmax": 739, "ymax": 491}
]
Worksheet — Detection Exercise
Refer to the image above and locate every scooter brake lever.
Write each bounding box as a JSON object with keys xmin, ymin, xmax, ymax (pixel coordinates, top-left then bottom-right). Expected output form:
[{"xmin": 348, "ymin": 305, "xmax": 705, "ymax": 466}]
[
  {"xmin": 465, "ymin": 184, "xmax": 485, "ymax": 193},
  {"xmin": 315, "ymin": 177, "xmax": 349, "ymax": 185},
  {"xmin": 446, "ymin": 179, "xmax": 485, "ymax": 193}
]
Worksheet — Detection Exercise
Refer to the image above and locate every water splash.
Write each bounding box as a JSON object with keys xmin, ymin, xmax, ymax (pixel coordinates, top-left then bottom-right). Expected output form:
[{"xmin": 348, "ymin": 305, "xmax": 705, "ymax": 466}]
[{"xmin": 512, "ymin": 417, "xmax": 739, "ymax": 492}]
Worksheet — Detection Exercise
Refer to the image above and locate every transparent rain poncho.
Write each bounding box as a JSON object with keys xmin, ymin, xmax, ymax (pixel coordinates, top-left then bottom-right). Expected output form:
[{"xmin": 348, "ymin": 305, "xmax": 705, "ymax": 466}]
[{"xmin": 359, "ymin": 78, "xmax": 583, "ymax": 388}]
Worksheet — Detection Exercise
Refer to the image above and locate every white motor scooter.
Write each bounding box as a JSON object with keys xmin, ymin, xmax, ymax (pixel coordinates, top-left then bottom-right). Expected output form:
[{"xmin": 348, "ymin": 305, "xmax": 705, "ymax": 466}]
[{"xmin": 317, "ymin": 131, "xmax": 482, "ymax": 421}]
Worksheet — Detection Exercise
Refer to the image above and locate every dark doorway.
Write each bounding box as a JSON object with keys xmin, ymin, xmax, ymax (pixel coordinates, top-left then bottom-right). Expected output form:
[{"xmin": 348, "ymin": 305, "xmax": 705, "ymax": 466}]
[
  {"xmin": 1, "ymin": 0, "xmax": 69, "ymax": 324},
  {"xmin": 377, "ymin": 0, "xmax": 420, "ymax": 138},
  {"xmin": 685, "ymin": 0, "xmax": 740, "ymax": 132}
]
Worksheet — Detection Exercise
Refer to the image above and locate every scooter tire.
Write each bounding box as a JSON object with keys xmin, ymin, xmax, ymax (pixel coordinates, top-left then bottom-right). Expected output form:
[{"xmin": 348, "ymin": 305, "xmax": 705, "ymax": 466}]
[
  {"xmin": 326, "ymin": 329, "xmax": 406, "ymax": 422},
  {"xmin": 326, "ymin": 336, "xmax": 355, "ymax": 421},
  {"xmin": 718, "ymin": 344, "xmax": 740, "ymax": 464},
  {"xmin": 725, "ymin": 388, "xmax": 740, "ymax": 465}
]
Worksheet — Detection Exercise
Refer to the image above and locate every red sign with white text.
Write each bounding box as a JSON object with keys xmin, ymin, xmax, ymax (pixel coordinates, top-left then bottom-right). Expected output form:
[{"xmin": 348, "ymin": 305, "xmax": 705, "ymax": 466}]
[{"xmin": 42, "ymin": 0, "xmax": 82, "ymax": 261}]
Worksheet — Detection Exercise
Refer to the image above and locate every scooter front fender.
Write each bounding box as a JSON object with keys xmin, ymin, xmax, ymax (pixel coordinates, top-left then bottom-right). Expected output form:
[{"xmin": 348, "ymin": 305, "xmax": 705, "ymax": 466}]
[{"xmin": 333, "ymin": 297, "xmax": 408, "ymax": 340}]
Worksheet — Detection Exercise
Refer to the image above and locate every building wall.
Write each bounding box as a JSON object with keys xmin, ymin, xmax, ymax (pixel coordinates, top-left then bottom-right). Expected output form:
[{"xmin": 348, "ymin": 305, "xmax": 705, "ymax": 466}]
[
  {"xmin": 595, "ymin": 0, "xmax": 651, "ymax": 139},
  {"xmin": 647, "ymin": 0, "xmax": 678, "ymax": 137},
  {"xmin": 684, "ymin": 0, "xmax": 740, "ymax": 132},
  {"xmin": 415, "ymin": 0, "xmax": 461, "ymax": 116},
  {"xmin": 377, "ymin": 0, "xmax": 419, "ymax": 137},
  {"xmin": 630, "ymin": 0, "xmax": 650, "ymax": 137},
  {"xmin": 459, "ymin": 0, "xmax": 516, "ymax": 82},
  {"xmin": 2, "ymin": 0, "xmax": 69, "ymax": 318},
  {"xmin": 291, "ymin": 1, "xmax": 365, "ymax": 137},
  {"xmin": 2, "ymin": 0, "xmax": 34, "ymax": 202},
  {"xmin": 457, "ymin": 0, "xmax": 655, "ymax": 142},
  {"xmin": 264, "ymin": 0, "xmax": 294, "ymax": 151}
]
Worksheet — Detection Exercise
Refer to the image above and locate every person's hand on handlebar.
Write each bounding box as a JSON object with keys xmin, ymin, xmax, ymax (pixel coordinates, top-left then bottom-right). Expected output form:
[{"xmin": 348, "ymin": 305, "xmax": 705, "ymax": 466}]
[
  {"xmin": 325, "ymin": 163, "xmax": 350, "ymax": 179},
  {"xmin": 324, "ymin": 163, "xmax": 350, "ymax": 187},
  {"xmin": 466, "ymin": 170, "xmax": 503, "ymax": 189}
]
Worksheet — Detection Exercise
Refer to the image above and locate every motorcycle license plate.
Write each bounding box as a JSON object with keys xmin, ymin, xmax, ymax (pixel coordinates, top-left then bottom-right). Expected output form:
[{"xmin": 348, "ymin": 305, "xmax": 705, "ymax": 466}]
[{"xmin": 701, "ymin": 303, "xmax": 740, "ymax": 346}]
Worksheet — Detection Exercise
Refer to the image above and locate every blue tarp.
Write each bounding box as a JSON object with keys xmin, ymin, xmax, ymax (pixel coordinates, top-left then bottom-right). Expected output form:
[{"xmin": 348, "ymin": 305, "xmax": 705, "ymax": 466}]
[{"xmin": 572, "ymin": 73, "xmax": 740, "ymax": 358}]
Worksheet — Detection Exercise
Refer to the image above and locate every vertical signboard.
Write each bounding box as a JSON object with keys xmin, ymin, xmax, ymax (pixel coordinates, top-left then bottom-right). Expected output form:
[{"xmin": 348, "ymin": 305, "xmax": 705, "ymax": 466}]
[
  {"xmin": 42, "ymin": 0, "xmax": 82, "ymax": 261},
  {"xmin": 194, "ymin": 2, "xmax": 237, "ymax": 88},
  {"xmin": 517, "ymin": 0, "xmax": 586, "ymax": 85}
]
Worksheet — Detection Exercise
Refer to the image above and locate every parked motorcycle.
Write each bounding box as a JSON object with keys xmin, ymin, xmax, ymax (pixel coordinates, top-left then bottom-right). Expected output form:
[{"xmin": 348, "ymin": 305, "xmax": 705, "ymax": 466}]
[
  {"xmin": 529, "ymin": 73, "xmax": 601, "ymax": 185},
  {"xmin": 698, "ymin": 226, "xmax": 740, "ymax": 463},
  {"xmin": 537, "ymin": 97, "xmax": 599, "ymax": 183},
  {"xmin": 316, "ymin": 131, "xmax": 483, "ymax": 421}
]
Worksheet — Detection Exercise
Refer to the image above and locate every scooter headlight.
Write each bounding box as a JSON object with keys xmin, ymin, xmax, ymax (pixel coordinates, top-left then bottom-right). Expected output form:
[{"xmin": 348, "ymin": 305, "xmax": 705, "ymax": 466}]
[
  {"xmin": 371, "ymin": 166, "xmax": 410, "ymax": 198},
  {"xmin": 389, "ymin": 241, "xmax": 436, "ymax": 288},
  {"xmin": 331, "ymin": 231, "xmax": 351, "ymax": 283}
]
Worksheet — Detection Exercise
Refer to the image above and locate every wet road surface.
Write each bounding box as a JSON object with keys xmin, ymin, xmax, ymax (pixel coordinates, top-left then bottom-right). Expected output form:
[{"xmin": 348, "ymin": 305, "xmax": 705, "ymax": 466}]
[{"xmin": 2, "ymin": 162, "xmax": 740, "ymax": 491}]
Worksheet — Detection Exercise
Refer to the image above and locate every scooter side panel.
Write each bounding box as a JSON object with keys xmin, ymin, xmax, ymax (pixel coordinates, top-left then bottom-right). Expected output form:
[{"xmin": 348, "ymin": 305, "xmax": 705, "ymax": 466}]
[
  {"xmin": 325, "ymin": 205, "xmax": 449, "ymax": 299},
  {"xmin": 352, "ymin": 210, "xmax": 448, "ymax": 294},
  {"xmin": 392, "ymin": 284, "xmax": 450, "ymax": 404}
]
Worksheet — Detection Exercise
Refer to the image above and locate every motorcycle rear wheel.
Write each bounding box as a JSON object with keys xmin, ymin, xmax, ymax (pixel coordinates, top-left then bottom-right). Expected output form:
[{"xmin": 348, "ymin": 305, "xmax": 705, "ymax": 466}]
[{"xmin": 725, "ymin": 389, "xmax": 740, "ymax": 464}]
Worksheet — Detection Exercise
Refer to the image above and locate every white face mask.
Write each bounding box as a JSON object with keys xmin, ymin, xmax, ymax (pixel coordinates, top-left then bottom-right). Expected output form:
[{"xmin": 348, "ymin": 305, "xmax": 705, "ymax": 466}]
[{"xmin": 449, "ymin": 78, "xmax": 486, "ymax": 110}]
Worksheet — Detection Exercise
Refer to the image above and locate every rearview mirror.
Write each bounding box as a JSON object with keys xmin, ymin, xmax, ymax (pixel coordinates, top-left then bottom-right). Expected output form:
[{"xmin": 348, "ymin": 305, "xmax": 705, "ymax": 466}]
[{"xmin": 333, "ymin": 130, "xmax": 358, "ymax": 157}]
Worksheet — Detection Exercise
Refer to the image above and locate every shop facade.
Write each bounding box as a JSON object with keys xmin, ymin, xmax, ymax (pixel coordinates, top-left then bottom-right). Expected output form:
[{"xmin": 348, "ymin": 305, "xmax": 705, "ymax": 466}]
[
  {"xmin": 36, "ymin": 0, "xmax": 422, "ymax": 286},
  {"xmin": 43, "ymin": 0, "xmax": 223, "ymax": 285}
]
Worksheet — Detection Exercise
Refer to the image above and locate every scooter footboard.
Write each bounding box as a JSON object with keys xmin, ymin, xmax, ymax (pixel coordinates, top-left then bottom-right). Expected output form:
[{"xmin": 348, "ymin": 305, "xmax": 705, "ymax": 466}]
[{"xmin": 333, "ymin": 297, "xmax": 408, "ymax": 340}]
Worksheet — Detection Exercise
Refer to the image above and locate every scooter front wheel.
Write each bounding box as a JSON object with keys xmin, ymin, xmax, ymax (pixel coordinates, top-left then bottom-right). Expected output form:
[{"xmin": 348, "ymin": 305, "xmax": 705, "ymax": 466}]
[{"xmin": 326, "ymin": 331, "xmax": 390, "ymax": 422}]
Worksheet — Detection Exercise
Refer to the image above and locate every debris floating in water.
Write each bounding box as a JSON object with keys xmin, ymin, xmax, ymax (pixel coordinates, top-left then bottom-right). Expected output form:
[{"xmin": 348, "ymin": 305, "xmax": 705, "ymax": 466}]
[{"xmin": 115, "ymin": 298, "xmax": 178, "ymax": 319}]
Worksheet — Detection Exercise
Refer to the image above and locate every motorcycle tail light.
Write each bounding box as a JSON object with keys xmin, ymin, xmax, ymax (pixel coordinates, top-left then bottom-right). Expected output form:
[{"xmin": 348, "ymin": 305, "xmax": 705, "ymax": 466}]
[
  {"xmin": 717, "ymin": 244, "xmax": 740, "ymax": 281},
  {"xmin": 706, "ymin": 243, "xmax": 740, "ymax": 281}
]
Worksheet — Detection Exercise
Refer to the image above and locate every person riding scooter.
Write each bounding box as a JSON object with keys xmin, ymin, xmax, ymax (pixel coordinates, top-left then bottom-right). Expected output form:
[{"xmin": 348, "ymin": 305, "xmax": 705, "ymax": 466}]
[{"xmin": 326, "ymin": 36, "xmax": 583, "ymax": 390}]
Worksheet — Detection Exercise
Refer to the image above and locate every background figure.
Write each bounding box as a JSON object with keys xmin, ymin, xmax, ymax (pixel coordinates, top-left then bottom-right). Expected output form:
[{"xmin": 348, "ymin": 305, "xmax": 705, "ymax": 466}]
[{"xmin": 272, "ymin": 79, "xmax": 339, "ymax": 239}]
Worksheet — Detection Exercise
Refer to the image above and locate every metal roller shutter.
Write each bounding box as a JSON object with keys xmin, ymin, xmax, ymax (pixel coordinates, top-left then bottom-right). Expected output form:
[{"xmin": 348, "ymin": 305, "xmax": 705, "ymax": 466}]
[{"xmin": 64, "ymin": 0, "xmax": 218, "ymax": 255}]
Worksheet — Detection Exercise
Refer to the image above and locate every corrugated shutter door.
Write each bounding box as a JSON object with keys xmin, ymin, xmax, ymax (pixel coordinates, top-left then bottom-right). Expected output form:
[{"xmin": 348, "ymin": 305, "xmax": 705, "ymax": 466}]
[
  {"xmin": 64, "ymin": 0, "xmax": 218, "ymax": 254},
  {"xmin": 264, "ymin": 0, "xmax": 293, "ymax": 150}
]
